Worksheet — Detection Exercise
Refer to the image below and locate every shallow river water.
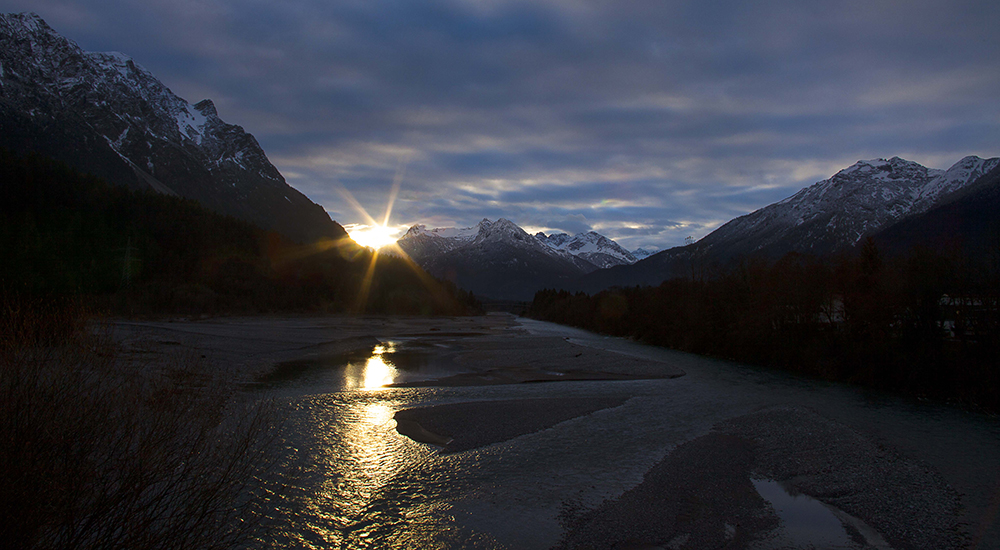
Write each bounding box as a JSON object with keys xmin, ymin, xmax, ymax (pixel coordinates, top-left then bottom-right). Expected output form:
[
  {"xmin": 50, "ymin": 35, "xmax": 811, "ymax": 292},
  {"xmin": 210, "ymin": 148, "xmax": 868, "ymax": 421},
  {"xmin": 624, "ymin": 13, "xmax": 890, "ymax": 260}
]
[{"xmin": 240, "ymin": 317, "xmax": 1000, "ymax": 549}]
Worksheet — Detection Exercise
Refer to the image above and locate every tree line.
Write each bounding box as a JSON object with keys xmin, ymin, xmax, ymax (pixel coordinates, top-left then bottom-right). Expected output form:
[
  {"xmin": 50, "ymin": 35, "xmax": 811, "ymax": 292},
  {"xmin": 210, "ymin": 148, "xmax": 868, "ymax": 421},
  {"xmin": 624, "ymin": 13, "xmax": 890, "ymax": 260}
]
[
  {"xmin": 0, "ymin": 148, "xmax": 480, "ymax": 316},
  {"xmin": 528, "ymin": 238, "xmax": 1000, "ymax": 411}
]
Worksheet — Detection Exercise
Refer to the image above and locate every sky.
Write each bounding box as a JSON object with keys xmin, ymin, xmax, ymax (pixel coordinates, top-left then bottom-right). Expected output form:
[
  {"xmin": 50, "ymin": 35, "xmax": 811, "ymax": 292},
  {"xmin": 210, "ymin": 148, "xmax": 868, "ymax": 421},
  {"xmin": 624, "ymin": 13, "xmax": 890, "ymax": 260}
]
[{"xmin": 4, "ymin": 0, "xmax": 999, "ymax": 251}]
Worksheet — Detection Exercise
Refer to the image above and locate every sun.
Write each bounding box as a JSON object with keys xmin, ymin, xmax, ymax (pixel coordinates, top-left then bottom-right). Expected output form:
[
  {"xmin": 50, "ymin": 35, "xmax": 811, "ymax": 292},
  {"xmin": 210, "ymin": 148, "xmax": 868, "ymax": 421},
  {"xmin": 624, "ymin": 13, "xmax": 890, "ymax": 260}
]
[{"xmin": 348, "ymin": 224, "xmax": 398, "ymax": 250}]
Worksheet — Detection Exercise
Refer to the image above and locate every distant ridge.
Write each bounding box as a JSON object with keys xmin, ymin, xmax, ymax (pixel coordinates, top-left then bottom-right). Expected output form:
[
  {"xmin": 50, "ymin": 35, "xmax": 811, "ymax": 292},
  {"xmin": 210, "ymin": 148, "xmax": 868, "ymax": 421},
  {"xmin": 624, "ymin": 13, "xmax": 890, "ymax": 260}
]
[
  {"xmin": 397, "ymin": 219, "xmax": 637, "ymax": 300},
  {"xmin": 534, "ymin": 231, "xmax": 637, "ymax": 269}
]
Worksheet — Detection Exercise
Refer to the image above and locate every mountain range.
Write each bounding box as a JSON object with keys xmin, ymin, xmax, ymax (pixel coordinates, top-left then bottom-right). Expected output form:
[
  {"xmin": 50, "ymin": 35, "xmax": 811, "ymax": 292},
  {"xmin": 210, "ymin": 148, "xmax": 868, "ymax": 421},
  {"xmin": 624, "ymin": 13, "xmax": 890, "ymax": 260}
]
[
  {"xmin": 397, "ymin": 219, "xmax": 628, "ymax": 300},
  {"xmin": 0, "ymin": 12, "xmax": 345, "ymax": 244},
  {"xmin": 697, "ymin": 155, "xmax": 999, "ymax": 260},
  {"xmin": 5, "ymin": 12, "xmax": 997, "ymax": 303},
  {"xmin": 400, "ymin": 155, "xmax": 999, "ymax": 299}
]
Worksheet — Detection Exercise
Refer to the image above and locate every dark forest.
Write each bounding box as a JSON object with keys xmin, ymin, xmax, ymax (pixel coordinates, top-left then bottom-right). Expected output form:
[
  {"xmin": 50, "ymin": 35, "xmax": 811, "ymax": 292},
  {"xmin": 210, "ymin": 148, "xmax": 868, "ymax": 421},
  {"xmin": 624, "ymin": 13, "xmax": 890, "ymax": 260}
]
[{"xmin": 528, "ymin": 239, "xmax": 1000, "ymax": 411}]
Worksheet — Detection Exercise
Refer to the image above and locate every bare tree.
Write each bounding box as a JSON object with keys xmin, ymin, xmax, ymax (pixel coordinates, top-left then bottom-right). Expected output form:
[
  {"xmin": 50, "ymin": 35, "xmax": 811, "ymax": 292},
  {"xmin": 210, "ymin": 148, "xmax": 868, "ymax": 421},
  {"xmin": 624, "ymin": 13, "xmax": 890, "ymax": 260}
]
[{"xmin": 0, "ymin": 298, "xmax": 280, "ymax": 550}]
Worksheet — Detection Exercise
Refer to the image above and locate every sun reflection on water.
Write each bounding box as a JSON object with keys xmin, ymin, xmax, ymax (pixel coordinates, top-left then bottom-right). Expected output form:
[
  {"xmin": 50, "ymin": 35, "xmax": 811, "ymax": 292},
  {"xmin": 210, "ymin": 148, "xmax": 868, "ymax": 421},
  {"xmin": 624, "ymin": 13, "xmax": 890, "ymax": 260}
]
[
  {"xmin": 343, "ymin": 343, "xmax": 399, "ymax": 390},
  {"xmin": 262, "ymin": 339, "xmax": 472, "ymax": 548},
  {"xmin": 363, "ymin": 344, "xmax": 397, "ymax": 389},
  {"xmin": 283, "ymin": 398, "xmax": 410, "ymax": 548}
]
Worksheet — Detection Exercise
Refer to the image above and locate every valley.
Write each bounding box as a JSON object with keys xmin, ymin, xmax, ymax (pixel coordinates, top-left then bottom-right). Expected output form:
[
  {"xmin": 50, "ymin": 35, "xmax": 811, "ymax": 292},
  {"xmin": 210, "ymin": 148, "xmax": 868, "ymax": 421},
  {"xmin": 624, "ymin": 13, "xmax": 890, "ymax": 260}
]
[{"xmin": 3, "ymin": 9, "xmax": 1000, "ymax": 550}]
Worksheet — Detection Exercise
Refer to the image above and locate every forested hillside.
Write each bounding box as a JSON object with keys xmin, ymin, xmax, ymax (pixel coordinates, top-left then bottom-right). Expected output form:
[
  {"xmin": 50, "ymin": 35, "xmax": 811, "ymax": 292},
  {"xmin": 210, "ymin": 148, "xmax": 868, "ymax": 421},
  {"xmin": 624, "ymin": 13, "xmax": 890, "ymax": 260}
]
[{"xmin": 0, "ymin": 149, "xmax": 480, "ymax": 315}]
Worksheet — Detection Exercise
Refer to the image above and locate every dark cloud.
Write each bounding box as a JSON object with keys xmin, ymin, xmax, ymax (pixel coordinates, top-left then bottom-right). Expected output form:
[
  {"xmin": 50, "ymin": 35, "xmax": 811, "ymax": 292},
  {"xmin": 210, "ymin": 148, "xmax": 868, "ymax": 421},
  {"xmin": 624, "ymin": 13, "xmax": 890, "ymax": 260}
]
[{"xmin": 4, "ymin": 0, "xmax": 999, "ymax": 250}]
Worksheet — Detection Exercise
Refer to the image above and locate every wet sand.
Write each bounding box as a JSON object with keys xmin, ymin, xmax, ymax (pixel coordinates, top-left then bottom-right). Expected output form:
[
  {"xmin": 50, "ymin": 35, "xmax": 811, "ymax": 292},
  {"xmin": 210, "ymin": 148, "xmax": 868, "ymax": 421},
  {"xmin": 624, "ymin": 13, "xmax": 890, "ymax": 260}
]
[
  {"xmin": 109, "ymin": 314, "xmax": 996, "ymax": 549},
  {"xmin": 394, "ymin": 397, "xmax": 629, "ymax": 453},
  {"xmin": 394, "ymin": 397, "xmax": 965, "ymax": 549}
]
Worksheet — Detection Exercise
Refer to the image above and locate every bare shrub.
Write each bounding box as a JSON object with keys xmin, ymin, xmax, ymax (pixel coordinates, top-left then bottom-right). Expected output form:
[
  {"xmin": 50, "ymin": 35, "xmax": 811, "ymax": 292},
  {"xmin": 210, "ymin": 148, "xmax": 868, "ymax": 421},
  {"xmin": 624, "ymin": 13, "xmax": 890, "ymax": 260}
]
[{"xmin": 0, "ymin": 297, "xmax": 279, "ymax": 549}]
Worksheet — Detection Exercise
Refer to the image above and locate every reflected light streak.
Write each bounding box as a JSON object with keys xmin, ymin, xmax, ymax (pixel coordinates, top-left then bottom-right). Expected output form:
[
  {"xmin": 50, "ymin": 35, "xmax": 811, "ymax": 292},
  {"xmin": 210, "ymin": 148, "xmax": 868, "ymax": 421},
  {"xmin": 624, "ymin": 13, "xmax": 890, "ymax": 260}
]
[
  {"xmin": 362, "ymin": 343, "xmax": 398, "ymax": 389},
  {"xmin": 297, "ymin": 398, "xmax": 412, "ymax": 546},
  {"xmin": 343, "ymin": 343, "xmax": 400, "ymax": 390}
]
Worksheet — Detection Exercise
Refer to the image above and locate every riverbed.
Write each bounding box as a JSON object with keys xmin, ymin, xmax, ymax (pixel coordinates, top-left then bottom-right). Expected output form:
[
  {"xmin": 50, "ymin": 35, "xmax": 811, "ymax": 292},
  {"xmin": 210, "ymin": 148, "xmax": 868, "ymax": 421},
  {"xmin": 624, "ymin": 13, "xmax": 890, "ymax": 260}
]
[{"xmin": 112, "ymin": 314, "xmax": 1000, "ymax": 549}]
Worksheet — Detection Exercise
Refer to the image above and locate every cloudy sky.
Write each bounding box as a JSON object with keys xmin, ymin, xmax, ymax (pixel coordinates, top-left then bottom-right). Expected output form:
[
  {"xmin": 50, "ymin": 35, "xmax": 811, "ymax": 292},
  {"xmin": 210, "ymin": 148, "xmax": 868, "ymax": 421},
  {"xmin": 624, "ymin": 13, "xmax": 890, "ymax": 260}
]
[{"xmin": 5, "ymin": 0, "xmax": 999, "ymax": 250}]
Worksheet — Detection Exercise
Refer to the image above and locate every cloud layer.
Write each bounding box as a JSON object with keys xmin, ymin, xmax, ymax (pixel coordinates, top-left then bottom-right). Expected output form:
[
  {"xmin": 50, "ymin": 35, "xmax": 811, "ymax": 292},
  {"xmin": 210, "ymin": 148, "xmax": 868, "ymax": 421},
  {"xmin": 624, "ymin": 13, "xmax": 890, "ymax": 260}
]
[{"xmin": 6, "ymin": 0, "xmax": 999, "ymax": 249}]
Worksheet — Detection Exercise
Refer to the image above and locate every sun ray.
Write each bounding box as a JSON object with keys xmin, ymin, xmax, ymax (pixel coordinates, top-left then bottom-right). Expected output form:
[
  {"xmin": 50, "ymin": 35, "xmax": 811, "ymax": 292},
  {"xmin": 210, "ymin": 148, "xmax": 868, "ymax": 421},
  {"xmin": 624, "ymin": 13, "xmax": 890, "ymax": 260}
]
[
  {"xmin": 264, "ymin": 234, "xmax": 358, "ymax": 267},
  {"xmin": 353, "ymin": 247, "xmax": 379, "ymax": 313},
  {"xmin": 382, "ymin": 159, "xmax": 407, "ymax": 227},
  {"xmin": 335, "ymin": 183, "xmax": 380, "ymax": 227}
]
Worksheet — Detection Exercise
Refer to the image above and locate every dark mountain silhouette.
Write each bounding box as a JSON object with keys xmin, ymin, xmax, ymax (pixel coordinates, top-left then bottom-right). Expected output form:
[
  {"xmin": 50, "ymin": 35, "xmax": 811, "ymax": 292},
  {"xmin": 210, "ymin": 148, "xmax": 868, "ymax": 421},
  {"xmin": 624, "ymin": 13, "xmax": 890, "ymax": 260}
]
[{"xmin": 0, "ymin": 12, "xmax": 345, "ymax": 244}]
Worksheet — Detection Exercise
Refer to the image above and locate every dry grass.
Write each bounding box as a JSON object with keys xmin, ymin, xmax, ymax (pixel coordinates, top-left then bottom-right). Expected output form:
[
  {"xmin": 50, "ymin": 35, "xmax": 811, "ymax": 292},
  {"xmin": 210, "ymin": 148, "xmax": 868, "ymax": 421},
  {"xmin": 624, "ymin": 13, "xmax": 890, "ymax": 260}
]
[{"xmin": 0, "ymin": 297, "xmax": 280, "ymax": 549}]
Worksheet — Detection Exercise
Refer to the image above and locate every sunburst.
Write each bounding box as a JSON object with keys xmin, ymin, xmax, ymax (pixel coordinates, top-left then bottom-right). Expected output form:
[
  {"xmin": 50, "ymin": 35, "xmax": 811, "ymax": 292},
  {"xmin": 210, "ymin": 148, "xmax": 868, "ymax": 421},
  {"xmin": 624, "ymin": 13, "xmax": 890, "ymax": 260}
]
[
  {"xmin": 339, "ymin": 163, "xmax": 406, "ymax": 251},
  {"xmin": 347, "ymin": 223, "xmax": 399, "ymax": 250},
  {"xmin": 334, "ymin": 162, "xmax": 443, "ymax": 312}
]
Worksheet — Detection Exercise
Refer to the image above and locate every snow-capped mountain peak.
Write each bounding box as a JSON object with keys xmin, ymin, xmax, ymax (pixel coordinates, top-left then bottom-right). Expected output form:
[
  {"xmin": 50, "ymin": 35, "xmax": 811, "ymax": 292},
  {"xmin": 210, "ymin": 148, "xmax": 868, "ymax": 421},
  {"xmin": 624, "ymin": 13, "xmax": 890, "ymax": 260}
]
[
  {"xmin": 473, "ymin": 217, "xmax": 533, "ymax": 245},
  {"xmin": 837, "ymin": 156, "xmax": 936, "ymax": 179},
  {"xmin": 535, "ymin": 230, "xmax": 638, "ymax": 268},
  {"xmin": 696, "ymin": 155, "xmax": 998, "ymax": 260}
]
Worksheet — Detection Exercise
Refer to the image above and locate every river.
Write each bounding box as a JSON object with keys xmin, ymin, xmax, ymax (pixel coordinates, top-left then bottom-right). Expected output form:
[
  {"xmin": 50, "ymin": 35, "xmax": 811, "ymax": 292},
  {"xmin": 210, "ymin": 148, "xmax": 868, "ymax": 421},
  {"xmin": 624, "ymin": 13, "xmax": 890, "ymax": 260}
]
[{"xmin": 118, "ymin": 315, "xmax": 1000, "ymax": 549}]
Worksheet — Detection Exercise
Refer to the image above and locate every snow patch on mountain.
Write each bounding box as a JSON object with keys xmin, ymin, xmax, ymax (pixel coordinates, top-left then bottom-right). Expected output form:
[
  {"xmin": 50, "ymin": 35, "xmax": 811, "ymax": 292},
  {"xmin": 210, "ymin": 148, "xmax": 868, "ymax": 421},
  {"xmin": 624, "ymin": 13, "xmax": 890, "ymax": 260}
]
[{"xmin": 631, "ymin": 248, "xmax": 657, "ymax": 261}]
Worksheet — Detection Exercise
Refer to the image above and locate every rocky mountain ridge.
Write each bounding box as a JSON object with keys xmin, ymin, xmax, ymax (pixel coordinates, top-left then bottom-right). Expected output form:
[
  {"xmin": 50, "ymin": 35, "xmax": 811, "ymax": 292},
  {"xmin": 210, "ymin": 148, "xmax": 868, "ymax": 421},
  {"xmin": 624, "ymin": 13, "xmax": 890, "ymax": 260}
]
[
  {"xmin": 697, "ymin": 155, "xmax": 1000, "ymax": 261},
  {"xmin": 578, "ymin": 154, "xmax": 1000, "ymax": 293},
  {"xmin": 0, "ymin": 12, "xmax": 345, "ymax": 243}
]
